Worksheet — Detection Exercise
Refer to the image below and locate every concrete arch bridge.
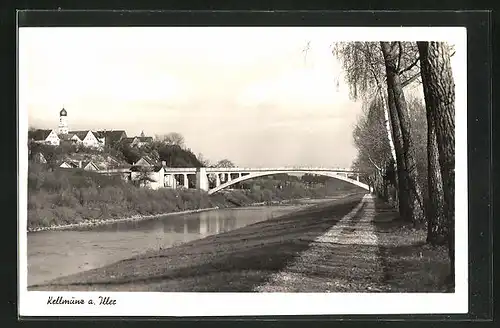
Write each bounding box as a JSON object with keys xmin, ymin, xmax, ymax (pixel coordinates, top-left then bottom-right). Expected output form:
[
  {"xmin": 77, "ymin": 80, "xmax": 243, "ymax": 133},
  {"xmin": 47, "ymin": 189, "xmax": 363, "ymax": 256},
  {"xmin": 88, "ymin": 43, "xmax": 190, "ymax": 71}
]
[{"xmin": 162, "ymin": 167, "xmax": 370, "ymax": 195}]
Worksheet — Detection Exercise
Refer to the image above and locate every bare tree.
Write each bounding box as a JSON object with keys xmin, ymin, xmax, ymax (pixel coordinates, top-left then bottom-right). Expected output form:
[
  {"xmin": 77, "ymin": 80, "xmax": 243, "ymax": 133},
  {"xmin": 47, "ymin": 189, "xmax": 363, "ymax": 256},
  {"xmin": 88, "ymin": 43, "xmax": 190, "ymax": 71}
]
[
  {"xmin": 197, "ymin": 153, "xmax": 211, "ymax": 167},
  {"xmin": 352, "ymin": 98, "xmax": 393, "ymax": 200},
  {"xmin": 417, "ymin": 41, "xmax": 456, "ymax": 282},
  {"xmin": 158, "ymin": 132, "xmax": 185, "ymax": 148},
  {"xmin": 214, "ymin": 159, "xmax": 235, "ymax": 168}
]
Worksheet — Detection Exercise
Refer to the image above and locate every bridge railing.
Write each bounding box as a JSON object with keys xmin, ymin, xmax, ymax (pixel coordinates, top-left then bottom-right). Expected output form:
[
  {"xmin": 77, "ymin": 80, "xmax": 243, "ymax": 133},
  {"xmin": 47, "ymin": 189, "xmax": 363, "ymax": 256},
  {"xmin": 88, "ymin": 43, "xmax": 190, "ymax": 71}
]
[
  {"xmin": 204, "ymin": 167, "xmax": 365, "ymax": 173},
  {"xmin": 163, "ymin": 168, "xmax": 198, "ymax": 173},
  {"xmin": 121, "ymin": 166, "xmax": 367, "ymax": 174}
]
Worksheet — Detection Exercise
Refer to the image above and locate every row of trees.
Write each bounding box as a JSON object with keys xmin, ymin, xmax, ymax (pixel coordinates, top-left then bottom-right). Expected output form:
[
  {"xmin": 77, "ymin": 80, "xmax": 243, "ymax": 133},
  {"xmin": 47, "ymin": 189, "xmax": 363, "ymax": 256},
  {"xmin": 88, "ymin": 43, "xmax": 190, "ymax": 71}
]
[{"xmin": 333, "ymin": 41, "xmax": 456, "ymax": 281}]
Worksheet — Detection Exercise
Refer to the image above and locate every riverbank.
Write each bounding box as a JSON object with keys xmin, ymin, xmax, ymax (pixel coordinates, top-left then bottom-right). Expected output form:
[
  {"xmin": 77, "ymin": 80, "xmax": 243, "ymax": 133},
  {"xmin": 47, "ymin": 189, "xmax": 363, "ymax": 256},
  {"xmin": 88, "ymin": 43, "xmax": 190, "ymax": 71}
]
[
  {"xmin": 29, "ymin": 193, "xmax": 451, "ymax": 292},
  {"xmin": 27, "ymin": 207, "xmax": 221, "ymax": 233},
  {"xmin": 27, "ymin": 194, "xmax": 355, "ymax": 233},
  {"xmin": 27, "ymin": 162, "xmax": 361, "ymax": 231}
]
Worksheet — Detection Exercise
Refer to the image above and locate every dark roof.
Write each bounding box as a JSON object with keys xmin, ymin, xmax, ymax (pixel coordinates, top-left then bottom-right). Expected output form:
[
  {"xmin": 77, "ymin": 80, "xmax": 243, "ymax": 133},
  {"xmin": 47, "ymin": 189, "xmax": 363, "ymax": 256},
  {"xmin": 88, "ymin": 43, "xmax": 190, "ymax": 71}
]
[
  {"xmin": 68, "ymin": 130, "xmax": 90, "ymax": 141},
  {"xmin": 122, "ymin": 137, "xmax": 137, "ymax": 144},
  {"xmin": 96, "ymin": 130, "xmax": 127, "ymax": 144},
  {"xmin": 60, "ymin": 108, "xmax": 67, "ymax": 116},
  {"xmin": 28, "ymin": 129, "xmax": 53, "ymax": 141},
  {"xmin": 152, "ymin": 165, "xmax": 163, "ymax": 172},
  {"xmin": 92, "ymin": 131, "xmax": 105, "ymax": 139},
  {"xmin": 58, "ymin": 133, "xmax": 73, "ymax": 141}
]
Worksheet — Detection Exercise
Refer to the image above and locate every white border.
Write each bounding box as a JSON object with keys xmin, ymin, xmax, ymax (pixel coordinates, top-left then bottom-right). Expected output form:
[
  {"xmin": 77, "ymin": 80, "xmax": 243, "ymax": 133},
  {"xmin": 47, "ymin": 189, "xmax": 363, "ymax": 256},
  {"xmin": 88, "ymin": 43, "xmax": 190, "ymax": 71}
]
[{"xmin": 18, "ymin": 26, "xmax": 468, "ymax": 317}]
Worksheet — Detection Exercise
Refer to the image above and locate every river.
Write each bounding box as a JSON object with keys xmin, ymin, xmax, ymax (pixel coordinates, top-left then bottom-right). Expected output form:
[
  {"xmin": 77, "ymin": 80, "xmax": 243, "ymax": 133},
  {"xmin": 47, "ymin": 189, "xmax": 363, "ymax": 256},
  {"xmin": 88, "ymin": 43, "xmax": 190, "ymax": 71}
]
[{"xmin": 27, "ymin": 199, "xmax": 335, "ymax": 286}]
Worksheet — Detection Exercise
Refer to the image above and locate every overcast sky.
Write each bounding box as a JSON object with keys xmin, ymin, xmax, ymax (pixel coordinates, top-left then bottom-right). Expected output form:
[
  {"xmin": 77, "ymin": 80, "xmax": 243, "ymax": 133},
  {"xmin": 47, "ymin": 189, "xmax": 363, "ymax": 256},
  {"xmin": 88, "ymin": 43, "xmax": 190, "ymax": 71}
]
[{"xmin": 20, "ymin": 27, "xmax": 464, "ymax": 168}]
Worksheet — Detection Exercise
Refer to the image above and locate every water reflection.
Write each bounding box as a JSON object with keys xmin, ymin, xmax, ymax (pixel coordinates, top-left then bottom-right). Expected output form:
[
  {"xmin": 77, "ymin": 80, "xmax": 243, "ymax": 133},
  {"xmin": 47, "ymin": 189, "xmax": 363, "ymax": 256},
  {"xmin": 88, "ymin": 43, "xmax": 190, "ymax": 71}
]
[
  {"xmin": 28, "ymin": 204, "xmax": 312, "ymax": 286},
  {"xmin": 81, "ymin": 207, "xmax": 278, "ymax": 236}
]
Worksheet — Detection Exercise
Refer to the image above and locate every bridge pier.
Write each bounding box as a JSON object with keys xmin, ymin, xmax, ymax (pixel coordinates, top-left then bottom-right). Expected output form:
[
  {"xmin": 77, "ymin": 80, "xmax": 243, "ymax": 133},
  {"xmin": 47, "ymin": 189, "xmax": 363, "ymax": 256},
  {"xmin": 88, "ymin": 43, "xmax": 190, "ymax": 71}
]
[
  {"xmin": 183, "ymin": 174, "xmax": 189, "ymax": 188},
  {"xmin": 215, "ymin": 174, "xmax": 221, "ymax": 187},
  {"xmin": 196, "ymin": 167, "xmax": 209, "ymax": 191},
  {"xmin": 356, "ymin": 174, "xmax": 359, "ymax": 182}
]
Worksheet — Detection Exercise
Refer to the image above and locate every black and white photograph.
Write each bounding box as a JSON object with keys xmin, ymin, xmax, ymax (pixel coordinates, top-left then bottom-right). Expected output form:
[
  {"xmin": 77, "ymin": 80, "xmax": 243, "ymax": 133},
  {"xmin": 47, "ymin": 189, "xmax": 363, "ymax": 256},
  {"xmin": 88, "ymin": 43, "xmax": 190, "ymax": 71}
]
[{"xmin": 18, "ymin": 24, "xmax": 467, "ymax": 316}]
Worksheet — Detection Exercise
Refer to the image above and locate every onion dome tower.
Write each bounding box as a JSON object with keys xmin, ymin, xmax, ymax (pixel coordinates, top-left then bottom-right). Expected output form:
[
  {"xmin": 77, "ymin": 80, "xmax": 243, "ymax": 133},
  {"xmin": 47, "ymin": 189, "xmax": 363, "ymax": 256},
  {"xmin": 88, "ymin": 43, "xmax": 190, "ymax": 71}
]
[{"xmin": 58, "ymin": 107, "xmax": 68, "ymax": 134}]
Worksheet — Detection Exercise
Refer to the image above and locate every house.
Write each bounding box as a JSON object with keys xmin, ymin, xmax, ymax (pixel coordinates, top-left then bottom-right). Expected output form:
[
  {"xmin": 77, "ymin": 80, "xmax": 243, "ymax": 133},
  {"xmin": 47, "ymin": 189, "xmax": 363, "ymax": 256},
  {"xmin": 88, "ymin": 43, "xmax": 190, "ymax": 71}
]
[
  {"xmin": 81, "ymin": 161, "xmax": 100, "ymax": 171},
  {"xmin": 133, "ymin": 156, "xmax": 157, "ymax": 167},
  {"xmin": 122, "ymin": 131, "xmax": 153, "ymax": 148},
  {"xmin": 59, "ymin": 160, "xmax": 100, "ymax": 171},
  {"xmin": 67, "ymin": 130, "xmax": 104, "ymax": 148},
  {"xmin": 28, "ymin": 129, "xmax": 60, "ymax": 146},
  {"xmin": 59, "ymin": 161, "xmax": 79, "ymax": 169},
  {"xmin": 130, "ymin": 165, "xmax": 165, "ymax": 190},
  {"xmin": 96, "ymin": 130, "xmax": 127, "ymax": 146}
]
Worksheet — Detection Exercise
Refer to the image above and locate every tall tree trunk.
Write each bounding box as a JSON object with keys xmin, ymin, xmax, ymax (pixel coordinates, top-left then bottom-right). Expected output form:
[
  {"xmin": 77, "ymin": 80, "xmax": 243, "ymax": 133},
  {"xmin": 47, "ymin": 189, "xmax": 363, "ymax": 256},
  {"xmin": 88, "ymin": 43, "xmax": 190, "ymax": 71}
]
[
  {"xmin": 387, "ymin": 87, "xmax": 409, "ymax": 220},
  {"xmin": 375, "ymin": 83, "xmax": 397, "ymax": 163},
  {"xmin": 377, "ymin": 87, "xmax": 400, "ymax": 207},
  {"xmin": 381, "ymin": 41, "xmax": 425, "ymax": 223},
  {"xmin": 417, "ymin": 41, "xmax": 456, "ymax": 283},
  {"xmin": 426, "ymin": 113, "xmax": 447, "ymax": 244}
]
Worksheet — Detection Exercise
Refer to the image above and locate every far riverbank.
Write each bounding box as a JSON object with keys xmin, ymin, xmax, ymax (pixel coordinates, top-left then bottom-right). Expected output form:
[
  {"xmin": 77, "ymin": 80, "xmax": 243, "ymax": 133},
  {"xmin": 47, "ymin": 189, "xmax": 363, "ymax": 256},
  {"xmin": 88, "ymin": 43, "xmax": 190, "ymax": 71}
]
[
  {"xmin": 27, "ymin": 196, "xmax": 346, "ymax": 233},
  {"xmin": 28, "ymin": 162, "xmax": 362, "ymax": 231}
]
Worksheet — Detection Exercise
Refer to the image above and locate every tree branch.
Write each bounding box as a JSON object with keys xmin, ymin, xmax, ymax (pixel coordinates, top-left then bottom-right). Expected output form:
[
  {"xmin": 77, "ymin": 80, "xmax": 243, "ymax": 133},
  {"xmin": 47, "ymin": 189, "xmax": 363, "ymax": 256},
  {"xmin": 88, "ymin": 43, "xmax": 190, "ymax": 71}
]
[
  {"xmin": 398, "ymin": 56, "xmax": 420, "ymax": 75},
  {"xmin": 401, "ymin": 72, "xmax": 420, "ymax": 88},
  {"xmin": 397, "ymin": 41, "xmax": 403, "ymax": 72},
  {"xmin": 367, "ymin": 154, "xmax": 382, "ymax": 172}
]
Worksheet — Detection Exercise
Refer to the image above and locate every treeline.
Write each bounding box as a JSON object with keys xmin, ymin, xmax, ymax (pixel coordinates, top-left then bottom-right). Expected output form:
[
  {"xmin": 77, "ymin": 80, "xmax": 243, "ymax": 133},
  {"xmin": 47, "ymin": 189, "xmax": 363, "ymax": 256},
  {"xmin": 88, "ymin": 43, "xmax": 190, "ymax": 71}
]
[{"xmin": 334, "ymin": 41, "xmax": 456, "ymax": 281}]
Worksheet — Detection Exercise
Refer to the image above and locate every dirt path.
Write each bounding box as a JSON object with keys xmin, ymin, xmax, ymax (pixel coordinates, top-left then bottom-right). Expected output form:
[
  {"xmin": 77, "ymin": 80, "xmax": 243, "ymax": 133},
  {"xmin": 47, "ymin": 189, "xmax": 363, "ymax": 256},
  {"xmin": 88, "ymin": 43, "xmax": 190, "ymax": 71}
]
[{"xmin": 254, "ymin": 194, "xmax": 387, "ymax": 292}]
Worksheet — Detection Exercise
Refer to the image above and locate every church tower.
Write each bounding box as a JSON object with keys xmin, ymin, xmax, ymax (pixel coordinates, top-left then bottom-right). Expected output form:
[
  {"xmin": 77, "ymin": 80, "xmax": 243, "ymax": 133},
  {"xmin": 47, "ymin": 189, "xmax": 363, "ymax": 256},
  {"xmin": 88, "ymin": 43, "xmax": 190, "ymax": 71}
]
[{"xmin": 58, "ymin": 107, "xmax": 68, "ymax": 134}]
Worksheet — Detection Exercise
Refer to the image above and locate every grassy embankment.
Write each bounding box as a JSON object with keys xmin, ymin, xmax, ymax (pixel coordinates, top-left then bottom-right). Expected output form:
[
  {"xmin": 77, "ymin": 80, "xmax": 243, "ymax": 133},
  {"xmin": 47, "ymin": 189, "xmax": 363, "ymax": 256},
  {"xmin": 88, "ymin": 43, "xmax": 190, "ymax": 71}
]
[
  {"xmin": 27, "ymin": 163, "xmax": 357, "ymax": 230},
  {"xmin": 372, "ymin": 199, "xmax": 452, "ymax": 292}
]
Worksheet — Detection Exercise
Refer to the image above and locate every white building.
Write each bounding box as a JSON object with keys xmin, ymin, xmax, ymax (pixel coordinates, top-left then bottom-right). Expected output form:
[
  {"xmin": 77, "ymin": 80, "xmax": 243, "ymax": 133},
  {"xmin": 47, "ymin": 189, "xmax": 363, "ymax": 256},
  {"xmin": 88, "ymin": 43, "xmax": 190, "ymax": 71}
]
[
  {"xmin": 130, "ymin": 165, "xmax": 165, "ymax": 190},
  {"xmin": 61, "ymin": 130, "xmax": 105, "ymax": 149},
  {"xmin": 28, "ymin": 129, "xmax": 60, "ymax": 146}
]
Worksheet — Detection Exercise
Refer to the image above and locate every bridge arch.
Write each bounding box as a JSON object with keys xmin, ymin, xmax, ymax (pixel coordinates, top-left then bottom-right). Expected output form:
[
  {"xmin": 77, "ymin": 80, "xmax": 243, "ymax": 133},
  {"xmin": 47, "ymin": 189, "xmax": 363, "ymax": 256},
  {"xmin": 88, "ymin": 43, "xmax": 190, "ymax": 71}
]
[{"xmin": 207, "ymin": 170, "xmax": 369, "ymax": 195}]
